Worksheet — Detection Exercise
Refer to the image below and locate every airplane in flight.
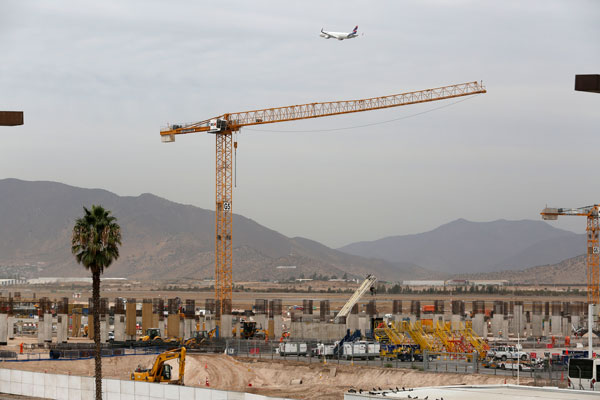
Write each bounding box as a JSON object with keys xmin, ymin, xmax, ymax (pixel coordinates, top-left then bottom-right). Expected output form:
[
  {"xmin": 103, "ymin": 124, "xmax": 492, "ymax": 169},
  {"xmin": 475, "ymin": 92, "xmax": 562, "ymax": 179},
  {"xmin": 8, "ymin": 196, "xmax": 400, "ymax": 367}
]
[{"xmin": 320, "ymin": 25, "xmax": 359, "ymax": 40}]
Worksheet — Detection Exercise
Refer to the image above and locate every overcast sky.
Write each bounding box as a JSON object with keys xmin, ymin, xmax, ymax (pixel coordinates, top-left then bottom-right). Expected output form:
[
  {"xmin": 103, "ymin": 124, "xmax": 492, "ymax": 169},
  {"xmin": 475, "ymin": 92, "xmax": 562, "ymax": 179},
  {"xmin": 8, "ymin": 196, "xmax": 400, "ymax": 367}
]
[{"xmin": 1, "ymin": 1, "xmax": 599, "ymax": 248}]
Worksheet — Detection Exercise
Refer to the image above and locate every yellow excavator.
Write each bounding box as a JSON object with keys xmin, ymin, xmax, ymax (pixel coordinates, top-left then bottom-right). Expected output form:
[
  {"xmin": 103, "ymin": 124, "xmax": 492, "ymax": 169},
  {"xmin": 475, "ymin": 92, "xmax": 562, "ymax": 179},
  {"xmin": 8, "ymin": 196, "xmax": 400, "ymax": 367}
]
[{"xmin": 131, "ymin": 347, "xmax": 186, "ymax": 385}]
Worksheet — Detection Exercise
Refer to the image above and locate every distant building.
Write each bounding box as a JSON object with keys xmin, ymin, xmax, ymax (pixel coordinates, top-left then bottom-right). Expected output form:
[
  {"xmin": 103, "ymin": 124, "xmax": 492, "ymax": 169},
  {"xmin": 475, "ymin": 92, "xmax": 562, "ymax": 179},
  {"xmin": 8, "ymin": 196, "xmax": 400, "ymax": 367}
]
[
  {"xmin": 276, "ymin": 265, "xmax": 297, "ymax": 269},
  {"xmin": 0, "ymin": 278, "xmax": 26, "ymax": 286},
  {"xmin": 445, "ymin": 279, "xmax": 468, "ymax": 286},
  {"xmin": 27, "ymin": 277, "xmax": 127, "ymax": 284},
  {"xmin": 402, "ymin": 280, "xmax": 445, "ymax": 287},
  {"xmin": 468, "ymin": 280, "xmax": 508, "ymax": 286}
]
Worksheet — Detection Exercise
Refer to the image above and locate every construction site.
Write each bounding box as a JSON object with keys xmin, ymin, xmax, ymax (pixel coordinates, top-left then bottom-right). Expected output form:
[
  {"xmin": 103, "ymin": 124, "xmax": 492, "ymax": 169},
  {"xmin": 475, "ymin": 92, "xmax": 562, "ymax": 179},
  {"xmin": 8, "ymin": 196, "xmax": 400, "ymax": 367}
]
[
  {"xmin": 0, "ymin": 75, "xmax": 599, "ymax": 399},
  {"xmin": 2, "ymin": 3, "xmax": 600, "ymax": 400}
]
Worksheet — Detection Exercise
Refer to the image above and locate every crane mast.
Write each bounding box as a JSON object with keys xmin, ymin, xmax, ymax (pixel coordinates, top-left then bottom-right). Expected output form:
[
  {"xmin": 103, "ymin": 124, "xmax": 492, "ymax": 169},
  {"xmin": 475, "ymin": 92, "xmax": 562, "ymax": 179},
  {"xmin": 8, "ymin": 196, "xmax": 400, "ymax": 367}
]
[
  {"xmin": 541, "ymin": 205, "xmax": 600, "ymax": 304},
  {"xmin": 161, "ymin": 81, "xmax": 486, "ymax": 316}
]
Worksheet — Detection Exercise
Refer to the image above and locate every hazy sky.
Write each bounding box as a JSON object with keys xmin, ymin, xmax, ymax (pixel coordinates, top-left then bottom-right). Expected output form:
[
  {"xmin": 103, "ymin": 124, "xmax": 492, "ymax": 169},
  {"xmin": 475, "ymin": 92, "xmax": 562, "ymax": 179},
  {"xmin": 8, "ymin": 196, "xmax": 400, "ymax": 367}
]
[{"xmin": 1, "ymin": 1, "xmax": 599, "ymax": 248}]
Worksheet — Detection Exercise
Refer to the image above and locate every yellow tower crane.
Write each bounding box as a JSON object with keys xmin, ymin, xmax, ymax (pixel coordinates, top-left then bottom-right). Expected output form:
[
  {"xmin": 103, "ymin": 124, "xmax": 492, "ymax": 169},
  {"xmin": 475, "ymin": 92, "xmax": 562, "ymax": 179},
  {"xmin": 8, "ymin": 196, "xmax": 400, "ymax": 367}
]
[
  {"xmin": 541, "ymin": 205, "xmax": 600, "ymax": 304},
  {"xmin": 160, "ymin": 81, "xmax": 487, "ymax": 315}
]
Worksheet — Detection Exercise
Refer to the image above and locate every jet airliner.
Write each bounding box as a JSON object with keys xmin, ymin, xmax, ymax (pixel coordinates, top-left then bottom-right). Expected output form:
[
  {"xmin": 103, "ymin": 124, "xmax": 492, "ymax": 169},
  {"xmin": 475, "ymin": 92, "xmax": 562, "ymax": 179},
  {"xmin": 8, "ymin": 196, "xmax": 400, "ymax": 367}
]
[{"xmin": 320, "ymin": 26, "xmax": 358, "ymax": 40}]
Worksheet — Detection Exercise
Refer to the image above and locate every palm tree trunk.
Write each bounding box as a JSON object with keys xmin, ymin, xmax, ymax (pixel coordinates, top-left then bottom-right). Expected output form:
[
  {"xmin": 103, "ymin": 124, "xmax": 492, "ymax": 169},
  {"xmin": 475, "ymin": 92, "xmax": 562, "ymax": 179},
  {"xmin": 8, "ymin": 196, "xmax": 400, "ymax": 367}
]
[{"xmin": 93, "ymin": 269, "xmax": 102, "ymax": 400}]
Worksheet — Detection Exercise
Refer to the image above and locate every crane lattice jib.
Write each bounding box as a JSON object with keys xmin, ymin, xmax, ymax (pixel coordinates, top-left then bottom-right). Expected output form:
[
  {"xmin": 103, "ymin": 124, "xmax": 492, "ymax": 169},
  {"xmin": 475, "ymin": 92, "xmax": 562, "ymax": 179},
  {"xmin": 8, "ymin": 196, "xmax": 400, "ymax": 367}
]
[
  {"xmin": 541, "ymin": 205, "xmax": 600, "ymax": 304},
  {"xmin": 160, "ymin": 81, "xmax": 486, "ymax": 137}
]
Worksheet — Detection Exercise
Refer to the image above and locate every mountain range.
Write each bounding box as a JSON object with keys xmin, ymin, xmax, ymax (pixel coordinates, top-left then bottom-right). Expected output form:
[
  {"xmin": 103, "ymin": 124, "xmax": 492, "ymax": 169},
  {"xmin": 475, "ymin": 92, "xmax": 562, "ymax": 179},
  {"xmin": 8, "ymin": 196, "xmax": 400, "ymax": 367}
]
[
  {"xmin": 0, "ymin": 178, "xmax": 587, "ymax": 282},
  {"xmin": 338, "ymin": 218, "xmax": 585, "ymax": 274},
  {"xmin": 0, "ymin": 179, "xmax": 427, "ymax": 281}
]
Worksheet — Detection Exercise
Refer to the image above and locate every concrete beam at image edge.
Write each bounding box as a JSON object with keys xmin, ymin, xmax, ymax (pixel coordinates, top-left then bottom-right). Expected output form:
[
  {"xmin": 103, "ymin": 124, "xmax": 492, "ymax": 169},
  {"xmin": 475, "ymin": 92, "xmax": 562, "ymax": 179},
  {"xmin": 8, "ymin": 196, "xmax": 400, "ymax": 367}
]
[
  {"xmin": 575, "ymin": 74, "xmax": 600, "ymax": 93},
  {"xmin": 0, "ymin": 111, "xmax": 24, "ymax": 126}
]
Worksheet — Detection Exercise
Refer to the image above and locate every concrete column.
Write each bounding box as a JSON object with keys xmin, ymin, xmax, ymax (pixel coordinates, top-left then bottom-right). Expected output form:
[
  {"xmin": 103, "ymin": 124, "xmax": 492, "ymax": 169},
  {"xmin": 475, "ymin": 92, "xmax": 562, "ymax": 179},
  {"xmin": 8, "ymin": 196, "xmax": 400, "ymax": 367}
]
[
  {"xmin": 532, "ymin": 314, "xmax": 543, "ymax": 337},
  {"xmin": 572, "ymin": 316, "xmax": 580, "ymax": 335},
  {"xmin": 0, "ymin": 314, "xmax": 7, "ymax": 345},
  {"xmin": 184, "ymin": 318, "xmax": 193, "ymax": 339},
  {"xmin": 514, "ymin": 304, "xmax": 524, "ymax": 338},
  {"xmin": 472, "ymin": 314, "xmax": 485, "ymax": 338},
  {"xmin": 56, "ymin": 315, "xmax": 66, "ymax": 343},
  {"xmin": 501, "ymin": 318, "xmax": 509, "ymax": 339},
  {"xmin": 44, "ymin": 313, "xmax": 52, "ymax": 342},
  {"xmin": 126, "ymin": 298, "xmax": 137, "ymax": 340},
  {"xmin": 167, "ymin": 314, "xmax": 180, "ymax": 338},
  {"xmin": 273, "ymin": 315, "xmax": 283, "ymax": 339},
  {"xmin": 254, "ymin": 314, "xmax": 267, "ymax": 332},
  {"xmin": 492, "ymin": 314, "xmax": 503, "ymax": 337},
  {"xmin": 562, "ymin": 317, "xmax": 570, "ymax": 338},
  {"xmin": 358, "ymin": 315, "xmax": 368, "ymax": 333},
  {"xmin": 205, "ymin": 318, "xmax": 216, "ymax": 333},
  {"xmin": 158, "ymin": 319, "xmax": 165, "ymax": 337},
  {"xmin": 7, "ymin": 316, "xmax": 14, "ymax": 340},
  {"xmin": 141, "ymin": 299, "xmax": 153, "ymax": 334},
  {"xmin": 6, "ymin": 297, "xmax": 14, "ymax": 340},
  {"xmin": 551, "ymin": 316, "xmax": 562, "ymax": 336},
  {"xmin": 100, "ymin": 317, "xmax": 108, "ymax": 343},
  {"xmin": 451, "ymin": 314, "xmax": 461, "ymax": 331},
  {"xmin": 346, "ymin": 314, "xmax": 359, "ymax": 332},
  {"xmin": 114, "ymin": 314, "xmax": 125, "ymax": 342},
  {"xmin": 37, "ymin": 313, "xmax": 44, "ymax": 344},
  {"xmin": 220, "ymin": 314, "xmax": 232, "ymax": 338}
]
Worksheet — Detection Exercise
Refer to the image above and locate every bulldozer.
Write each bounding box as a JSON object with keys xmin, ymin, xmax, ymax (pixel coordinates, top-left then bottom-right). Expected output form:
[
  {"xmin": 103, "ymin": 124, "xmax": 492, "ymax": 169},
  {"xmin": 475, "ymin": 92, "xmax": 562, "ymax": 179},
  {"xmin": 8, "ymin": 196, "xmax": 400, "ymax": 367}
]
[
  {"xmin": 140, "ymin": 328, "xmax": 162, "ymax": 342},
  {"xmin": 131, "ymin": 347, "xmax": 186, "ymax": 385},
  {"xmin": 183, "ymin": 331, "xmax": 209, "ymax": 349},
  {"xmin": 139, "ymin": 328, "xmax": 180, "ymax": 346}
]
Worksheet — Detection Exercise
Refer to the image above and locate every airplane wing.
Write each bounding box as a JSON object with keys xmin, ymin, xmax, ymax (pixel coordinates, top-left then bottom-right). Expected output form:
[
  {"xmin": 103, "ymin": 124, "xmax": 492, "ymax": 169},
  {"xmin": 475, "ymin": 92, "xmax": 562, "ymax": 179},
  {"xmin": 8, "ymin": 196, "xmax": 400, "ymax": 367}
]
[{"xmin": 320, "ymin": 29, "xmax": 334, "ymax": 39}]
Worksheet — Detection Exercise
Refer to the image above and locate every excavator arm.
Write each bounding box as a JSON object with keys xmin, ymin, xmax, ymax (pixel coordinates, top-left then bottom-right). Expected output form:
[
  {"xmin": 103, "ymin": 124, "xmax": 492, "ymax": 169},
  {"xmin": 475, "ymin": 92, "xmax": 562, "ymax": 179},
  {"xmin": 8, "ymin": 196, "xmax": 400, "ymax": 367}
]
[{"xmin": 132, "ymin": 347, "xmax": 186, "ymax": 385}]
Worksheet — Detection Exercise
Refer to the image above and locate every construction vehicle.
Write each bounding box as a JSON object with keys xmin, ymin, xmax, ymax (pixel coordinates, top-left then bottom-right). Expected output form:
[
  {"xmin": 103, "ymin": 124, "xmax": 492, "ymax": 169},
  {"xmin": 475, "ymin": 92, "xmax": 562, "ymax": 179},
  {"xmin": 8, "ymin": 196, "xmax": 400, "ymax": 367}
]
[
  {"xmin": 139, "ymin": 328, "xmax": 180, "ymax": 346},
  {"xmin": 160, "ymin": 82, "xmax": 486, "ymax": 315},
  {"xmin": 334, "ymin": 275, "xmax": 377, "ymax": 323},
  {"xmin": 140, "ymin": 328, "xmax": 162, "ymax": 342},
  {"xmin": 183, "ymin": 331, "xmax": 209, "ymax": 349},
  {"xmin": 238, "ymin": 320, "xmax": 269, "ymax": 340},
  {"xmin": 131, "ymin": 347, "xmax": 186, "ymax": 385}
]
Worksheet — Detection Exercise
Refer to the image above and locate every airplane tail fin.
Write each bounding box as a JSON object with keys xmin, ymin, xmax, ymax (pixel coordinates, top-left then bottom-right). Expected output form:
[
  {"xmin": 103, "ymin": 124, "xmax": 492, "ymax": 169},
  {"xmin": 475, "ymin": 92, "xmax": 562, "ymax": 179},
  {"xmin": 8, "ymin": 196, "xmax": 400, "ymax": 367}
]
[{"xmin": 352, "ymin": 25, "xmax": 358, "ymax": 34}]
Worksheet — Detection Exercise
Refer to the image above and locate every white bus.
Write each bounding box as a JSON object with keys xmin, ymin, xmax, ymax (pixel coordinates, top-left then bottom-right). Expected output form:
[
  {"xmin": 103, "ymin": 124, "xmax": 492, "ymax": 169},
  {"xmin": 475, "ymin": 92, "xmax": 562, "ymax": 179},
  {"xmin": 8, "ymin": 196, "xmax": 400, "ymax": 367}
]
[{"xmin": 568, "ymin": 358, "xmax": 600, "ymax": 390}]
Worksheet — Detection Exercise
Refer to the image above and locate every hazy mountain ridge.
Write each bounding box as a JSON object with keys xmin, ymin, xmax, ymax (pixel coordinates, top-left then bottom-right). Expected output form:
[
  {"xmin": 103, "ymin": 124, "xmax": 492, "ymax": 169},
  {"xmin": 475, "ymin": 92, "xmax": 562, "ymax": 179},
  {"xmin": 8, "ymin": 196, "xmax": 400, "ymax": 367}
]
[
  {"xmin": 454, "ymin": 255, "xmax": 586, "ymax": 285},
  {"xmin": 338, "ymin": 218, "xmax": 585, "ymax": 274},
  {"xmin": 0, "ymin": 179, "xmax": 431, "ymax": 281}
]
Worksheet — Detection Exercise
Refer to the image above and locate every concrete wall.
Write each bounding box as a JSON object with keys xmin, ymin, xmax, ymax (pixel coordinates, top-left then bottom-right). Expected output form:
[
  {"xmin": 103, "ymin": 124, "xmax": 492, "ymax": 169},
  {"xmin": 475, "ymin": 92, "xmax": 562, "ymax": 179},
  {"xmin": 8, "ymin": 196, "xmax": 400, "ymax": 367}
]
[
  {"xmin": 0, "ymin": 368, "xmax": 293, "ymax": 400},
  {"xmin": 290, "ymin": 321, "xmax": 346, "ymax": 340}
]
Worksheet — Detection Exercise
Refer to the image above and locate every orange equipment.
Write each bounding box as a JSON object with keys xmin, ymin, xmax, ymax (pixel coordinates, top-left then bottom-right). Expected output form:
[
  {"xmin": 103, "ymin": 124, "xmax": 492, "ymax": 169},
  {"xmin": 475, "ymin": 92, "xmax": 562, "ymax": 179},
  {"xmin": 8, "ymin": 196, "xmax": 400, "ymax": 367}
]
[
  {"xmin": 541, "ymin": 205, "xmax": 600, "ymax": 304},
  {"xmin": 161, "ymin": 82, "xmax": 487, "ymax": 314}
]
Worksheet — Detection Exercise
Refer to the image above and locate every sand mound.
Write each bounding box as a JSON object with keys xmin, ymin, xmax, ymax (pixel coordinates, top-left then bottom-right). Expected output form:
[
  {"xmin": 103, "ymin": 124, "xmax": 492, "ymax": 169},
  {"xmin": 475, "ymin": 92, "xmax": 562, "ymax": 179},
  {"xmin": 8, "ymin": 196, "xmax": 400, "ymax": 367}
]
[{"xmin": 0, "ymin": 353, "xmax": 531, "ymax": 400}]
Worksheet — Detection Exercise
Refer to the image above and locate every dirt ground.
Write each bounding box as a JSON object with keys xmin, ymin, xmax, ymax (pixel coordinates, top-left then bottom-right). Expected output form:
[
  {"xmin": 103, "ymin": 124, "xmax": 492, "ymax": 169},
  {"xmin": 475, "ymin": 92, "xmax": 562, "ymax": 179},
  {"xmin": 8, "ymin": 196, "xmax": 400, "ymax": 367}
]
[{"xmin": 0, "ymin": 353, "xmax": 531, "ymax": 400}]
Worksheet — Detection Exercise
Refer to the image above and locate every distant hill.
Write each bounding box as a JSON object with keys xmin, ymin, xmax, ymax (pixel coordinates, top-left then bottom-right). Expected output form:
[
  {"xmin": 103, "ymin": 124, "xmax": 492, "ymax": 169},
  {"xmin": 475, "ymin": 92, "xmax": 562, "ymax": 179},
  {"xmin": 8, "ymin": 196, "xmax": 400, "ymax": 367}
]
[
  {"xmin": 0, "ymin": 179, "xmax": 432, "ymax": 282},
  {"xmin": 454, "ymin": 255, "xmax": 586, "ymax": 285},
  {"xmin": 338, "ymin": 219, "xmax": 585, "ymax": 274}
]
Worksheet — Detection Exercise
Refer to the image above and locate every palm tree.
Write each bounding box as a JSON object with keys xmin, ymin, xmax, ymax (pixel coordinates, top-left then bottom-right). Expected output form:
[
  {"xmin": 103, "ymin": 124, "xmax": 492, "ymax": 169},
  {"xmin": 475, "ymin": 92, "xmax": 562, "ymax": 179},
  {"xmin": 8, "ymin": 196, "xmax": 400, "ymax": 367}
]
[{"xmin": 71, "ymin": 205, "xmax": 121, "ymax": 400}]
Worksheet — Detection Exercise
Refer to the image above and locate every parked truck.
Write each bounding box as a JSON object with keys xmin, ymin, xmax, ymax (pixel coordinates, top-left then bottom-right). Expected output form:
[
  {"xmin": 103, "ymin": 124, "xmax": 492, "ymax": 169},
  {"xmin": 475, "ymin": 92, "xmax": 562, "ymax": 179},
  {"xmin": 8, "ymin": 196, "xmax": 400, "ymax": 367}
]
[
  {"xmin": 278, "ymin": 342, "xmax": 308, "ymax": 357},
  {"xmin": 487, "ymin": 345, "xmax": 528, "ymax": 361},
  {"xmin": 342, "ymin": 341, "xmax": 380, "ymax": 360}
]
